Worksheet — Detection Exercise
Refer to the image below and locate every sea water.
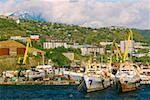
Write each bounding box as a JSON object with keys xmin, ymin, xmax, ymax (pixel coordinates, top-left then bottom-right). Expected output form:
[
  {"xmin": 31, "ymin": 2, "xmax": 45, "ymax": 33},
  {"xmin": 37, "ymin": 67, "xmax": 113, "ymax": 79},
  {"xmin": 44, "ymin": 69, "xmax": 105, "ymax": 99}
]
[{"xmin": 0, "ymin": 85, "xmax": 150, "ymax": 100}]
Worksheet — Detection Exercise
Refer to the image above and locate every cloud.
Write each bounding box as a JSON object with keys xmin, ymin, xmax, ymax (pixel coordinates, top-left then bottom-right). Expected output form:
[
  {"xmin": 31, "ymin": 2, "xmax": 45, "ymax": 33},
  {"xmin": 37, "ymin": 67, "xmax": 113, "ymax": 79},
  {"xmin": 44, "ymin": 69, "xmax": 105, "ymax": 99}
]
[{"xmin": 0, "ymin": 0, "xmax": 149, "ymax": 29}]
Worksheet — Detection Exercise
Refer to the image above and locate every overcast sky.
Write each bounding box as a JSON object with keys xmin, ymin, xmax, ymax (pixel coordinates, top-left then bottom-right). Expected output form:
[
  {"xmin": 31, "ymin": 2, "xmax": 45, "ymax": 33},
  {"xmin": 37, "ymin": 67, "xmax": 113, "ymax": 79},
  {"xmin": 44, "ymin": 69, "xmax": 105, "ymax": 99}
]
[{"xmin": 0, "ymin": 0, "xmax": 149, "ymax": 29}]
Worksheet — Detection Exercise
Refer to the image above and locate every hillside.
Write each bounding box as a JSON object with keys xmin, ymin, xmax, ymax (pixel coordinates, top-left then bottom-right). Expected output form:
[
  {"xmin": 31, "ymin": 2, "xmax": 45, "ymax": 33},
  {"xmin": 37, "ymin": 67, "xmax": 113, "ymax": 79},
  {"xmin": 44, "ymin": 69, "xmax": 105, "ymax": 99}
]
[
  {"xmin": 0, "ymin": 17, "xmax": 150, "ymax": 45},
  {"xmin": 0, "ymin": 17, "xmax": 149, "ymax": 69},
  {"xmin": 134, "ymin": 29, "xmax": 150, "ymax": 38}
]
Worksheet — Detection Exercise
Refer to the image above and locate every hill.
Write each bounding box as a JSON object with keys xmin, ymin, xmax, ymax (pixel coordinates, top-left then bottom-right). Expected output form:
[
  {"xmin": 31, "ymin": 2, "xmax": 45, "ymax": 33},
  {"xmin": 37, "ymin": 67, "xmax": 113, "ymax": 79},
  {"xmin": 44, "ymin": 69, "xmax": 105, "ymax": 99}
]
[
  {"xmin": 0, "ymin": 17, "xmax": 149, "ymax": 69},
  {"xmin": 134, "ymin": 29, "xmax": 150, "ymax": 38},
  {"xmin": 0, "ymin": 17, "xmax": 150, "ymax": 45}
]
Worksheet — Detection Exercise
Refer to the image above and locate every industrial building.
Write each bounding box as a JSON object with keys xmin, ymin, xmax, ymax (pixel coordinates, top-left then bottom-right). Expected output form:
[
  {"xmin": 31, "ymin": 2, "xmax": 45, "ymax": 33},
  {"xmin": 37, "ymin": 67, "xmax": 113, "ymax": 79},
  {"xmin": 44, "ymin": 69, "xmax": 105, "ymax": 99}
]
[{"xmin": 0, "ymin": 40, "xmax": 25, "ymax": 56}]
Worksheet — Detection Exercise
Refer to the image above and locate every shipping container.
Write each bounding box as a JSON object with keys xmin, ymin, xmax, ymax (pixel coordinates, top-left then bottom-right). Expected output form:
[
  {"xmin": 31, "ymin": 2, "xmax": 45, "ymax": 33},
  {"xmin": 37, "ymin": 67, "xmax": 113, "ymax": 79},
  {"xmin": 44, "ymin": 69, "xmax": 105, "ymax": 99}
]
[
  {"xmin": 17, "ymin": 48, "xmax": 25, "ymax": 55},
  {"xmin": 0, "ymin": 48, "xmax": 9, "ymax": 56}
]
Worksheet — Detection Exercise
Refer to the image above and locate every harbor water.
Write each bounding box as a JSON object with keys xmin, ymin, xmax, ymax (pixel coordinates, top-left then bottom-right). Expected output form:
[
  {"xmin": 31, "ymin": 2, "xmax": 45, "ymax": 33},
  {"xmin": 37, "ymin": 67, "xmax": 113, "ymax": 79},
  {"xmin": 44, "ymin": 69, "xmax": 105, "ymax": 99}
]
[{"xmin": 0, "ymin": 85, "xmax": 150, "ymax": 100}]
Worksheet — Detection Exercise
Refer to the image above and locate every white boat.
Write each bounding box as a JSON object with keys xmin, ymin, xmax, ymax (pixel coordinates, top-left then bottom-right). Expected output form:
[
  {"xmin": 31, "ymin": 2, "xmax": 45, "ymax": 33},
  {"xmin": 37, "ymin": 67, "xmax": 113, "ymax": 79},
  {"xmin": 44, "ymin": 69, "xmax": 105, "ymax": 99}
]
[
  {"xmin": 115, "ymin": 62, "xmax": 141, "ymax": 92},
  {"xmin": 140, "ymin": 65, "xmax": 150, "ymax": 84},
  {"xmin": 78, "ymin": 61, "xmax": 112, "ymax": 92},
  {"xmin": 64, "ymin": 71, "xmax": 83, "ymax": 82},
  {"xmin": 25, "ymin": 70, "xmax": 45, "ymax": 80},
  {"xmin": 25, "ymin": 65, "xmax": 54, "ymax": 80}
]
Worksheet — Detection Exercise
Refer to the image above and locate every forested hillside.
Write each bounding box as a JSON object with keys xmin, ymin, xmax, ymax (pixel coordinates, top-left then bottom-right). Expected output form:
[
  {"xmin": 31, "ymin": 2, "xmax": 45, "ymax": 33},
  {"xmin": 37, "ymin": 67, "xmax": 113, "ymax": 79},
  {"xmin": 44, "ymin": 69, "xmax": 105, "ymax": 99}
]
[{"xmin": 0, "ymin": 18, "xmax": 149, "ymax": 45}]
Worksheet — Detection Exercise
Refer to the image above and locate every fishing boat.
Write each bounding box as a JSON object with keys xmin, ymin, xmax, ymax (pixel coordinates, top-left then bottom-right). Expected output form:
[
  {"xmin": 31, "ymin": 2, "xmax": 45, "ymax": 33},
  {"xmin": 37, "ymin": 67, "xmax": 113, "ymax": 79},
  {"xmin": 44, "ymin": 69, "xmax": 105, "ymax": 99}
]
[
  {"xmin": 140, "ymin": 64, "xmax": 150, "ymax": 84},
  {"xmin": 63, "ymin": 71, "xmax": 83, "ymax": 84},
  {"xmin": 115, "ymin": 62, "xmax": 141, "ymax": 92},
  {"xmin": 25, "ymin": 65, "xmax": 54, "ymax": 81},
  {"xmin": 78, "ymin": 61, "xmax": 112, "ymax": 92}
]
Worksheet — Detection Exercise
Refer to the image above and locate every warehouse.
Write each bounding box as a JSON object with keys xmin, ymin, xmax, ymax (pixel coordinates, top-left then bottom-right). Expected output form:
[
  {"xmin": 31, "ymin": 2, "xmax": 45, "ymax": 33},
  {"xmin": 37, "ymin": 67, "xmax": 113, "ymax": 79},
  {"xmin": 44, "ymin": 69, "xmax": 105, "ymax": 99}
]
[{"xmin": 0, "ymin": 40, "xmax": 25, "ymax": 56}]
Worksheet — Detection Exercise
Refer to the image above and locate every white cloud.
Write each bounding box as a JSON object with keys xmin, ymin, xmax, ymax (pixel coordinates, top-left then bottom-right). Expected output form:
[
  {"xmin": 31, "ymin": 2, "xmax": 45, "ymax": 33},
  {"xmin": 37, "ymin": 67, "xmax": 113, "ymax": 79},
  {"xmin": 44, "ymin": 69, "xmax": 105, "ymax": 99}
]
[{"xmin": 0, "ymin": 0, "xmax": 149, "ymax": 29}]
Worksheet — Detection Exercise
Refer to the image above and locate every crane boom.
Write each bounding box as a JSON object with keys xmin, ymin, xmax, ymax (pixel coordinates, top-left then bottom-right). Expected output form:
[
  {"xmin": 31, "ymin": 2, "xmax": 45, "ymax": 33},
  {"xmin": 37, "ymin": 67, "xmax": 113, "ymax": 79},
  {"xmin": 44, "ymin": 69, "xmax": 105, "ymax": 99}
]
[
  {"xmin": 112, "ymin": 39, "xmax": 122, "ymax": 62},
  {"xmin": 17, "ymin": 37, "xmax": 32, "ymax": 65},
  {"xmin": 123, "ymin": 29, "xmax": 133, "ymax": 62},
  {"xmin": 23, "ymin": 38, "xmax": 32, "ymax": 64}
]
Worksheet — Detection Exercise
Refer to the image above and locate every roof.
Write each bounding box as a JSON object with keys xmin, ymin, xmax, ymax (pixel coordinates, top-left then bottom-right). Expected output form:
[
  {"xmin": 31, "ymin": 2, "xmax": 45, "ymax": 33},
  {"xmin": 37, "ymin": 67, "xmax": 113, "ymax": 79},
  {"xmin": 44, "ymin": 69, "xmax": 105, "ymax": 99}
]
[
  {"xmin": 29, "ymin": 47, "xmax": 45, "ymax": 54},
  {"xmin": 0, "ymin": 40, "xmax": 25, "ymax": 48}
]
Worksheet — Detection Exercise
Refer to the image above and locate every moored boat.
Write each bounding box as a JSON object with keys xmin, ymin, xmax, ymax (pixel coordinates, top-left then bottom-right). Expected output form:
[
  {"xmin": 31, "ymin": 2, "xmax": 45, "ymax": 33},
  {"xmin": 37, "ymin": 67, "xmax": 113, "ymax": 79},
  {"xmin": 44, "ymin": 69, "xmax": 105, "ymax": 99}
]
[
  {"xmin": 140, "ymin": 64, "xmax": 150, "ymax": 84},
  {"xmin": 78, "ymin": 61, "xmax": 112, "ymax": 92},
  {"xmin": 64, "ymin": 71, "xmax": 83, "ymax": 84},
  {"xmin": 115, "ymin": 62, "xmax": 141, "ymax": 92}
]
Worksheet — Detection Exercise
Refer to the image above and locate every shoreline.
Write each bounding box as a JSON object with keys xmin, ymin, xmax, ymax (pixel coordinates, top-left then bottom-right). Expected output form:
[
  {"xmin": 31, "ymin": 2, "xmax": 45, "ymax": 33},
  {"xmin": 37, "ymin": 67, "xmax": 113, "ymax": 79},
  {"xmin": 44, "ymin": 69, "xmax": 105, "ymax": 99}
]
[{"xmin": 0, "ymin": 80, "xmax": 78, "ymax": 85}]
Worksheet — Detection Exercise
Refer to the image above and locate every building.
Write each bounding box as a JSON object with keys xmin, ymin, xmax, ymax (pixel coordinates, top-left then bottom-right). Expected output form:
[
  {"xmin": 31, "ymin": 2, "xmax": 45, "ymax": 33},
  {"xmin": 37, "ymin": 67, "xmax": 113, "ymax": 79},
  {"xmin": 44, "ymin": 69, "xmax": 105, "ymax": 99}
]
[
  {"xmin": 10, "ymin": 36, "xmax": 27, "ymax": 42},
  {"xmin": 29, "ymin": 47, "xmax": 45, "ymax": 56},
  {"xmin": 100, "ymin": 42, "xmax": 113, "ymax": 46},
  {"xmin": 0, "ymin": 15, "xmax": 20, "ymax": 24},
  {"xmin": 0, "ymin": 40, "xmax": 45, "ymax": 56},
  {"xmin": 30, "ymin": 35, "xmax": 40, "ymax": 40},
  {"xmin": 0, "ymin": 40, "xmax": 25, "ymax": 56},
  {"xmin": 120, "ymin": 40, "xmax": 134, "ymax": 53},
  {"xmin": 131, "ymin": 53, "xmax": 147, "ymax": 57},
  {"xmin": 81, "ymin": 45, "xmax": 105, "ymax": 55},
  {"xmin": 43, "ymin": 42, "xmax": 67, "ymax": 49},
  {"xmin": 63, "ymin": 52, "xmax": 74, "ymax": 61}
]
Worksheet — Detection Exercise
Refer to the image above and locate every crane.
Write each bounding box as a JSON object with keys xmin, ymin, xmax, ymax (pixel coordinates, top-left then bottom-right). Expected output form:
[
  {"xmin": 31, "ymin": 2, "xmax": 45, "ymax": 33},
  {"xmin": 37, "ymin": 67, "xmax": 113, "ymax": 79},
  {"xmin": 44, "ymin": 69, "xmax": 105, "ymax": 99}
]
[
  {"xmin": 112, "ymin": 39, "xmax": 122, "ymax": 62},
  {"xmin": 123, "ymin": 29, "xmax": 133, "ymax": 62},
  {"xmin": 112, "ymin": 29, "xmax": 133, "ymax": 63},
  {"xmin": 17, "ymin": 37, "xmax": 32, "ymax": 65}
]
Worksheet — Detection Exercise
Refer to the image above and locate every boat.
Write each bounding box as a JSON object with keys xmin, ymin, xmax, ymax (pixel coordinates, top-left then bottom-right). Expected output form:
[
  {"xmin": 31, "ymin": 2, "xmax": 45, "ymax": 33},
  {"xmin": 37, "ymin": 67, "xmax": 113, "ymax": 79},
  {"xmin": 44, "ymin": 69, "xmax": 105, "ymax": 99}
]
[
  {"xmin": 63, "ymin": 71, "xmax": 83, "ymax": 84},
  {"xmin": 140, "ymin": 64, "xmax": 150, "ymax": 84},
  {"xmin": 78, "ymin": 61, "xmax": 112, "ymax": 92},
  {"xmin": 25, "ymin": 65, "xmax": 54, "ymax": 81},
  {"xmin": 115, "ymin": 62, "xmax": 141, "ymax": 92}
]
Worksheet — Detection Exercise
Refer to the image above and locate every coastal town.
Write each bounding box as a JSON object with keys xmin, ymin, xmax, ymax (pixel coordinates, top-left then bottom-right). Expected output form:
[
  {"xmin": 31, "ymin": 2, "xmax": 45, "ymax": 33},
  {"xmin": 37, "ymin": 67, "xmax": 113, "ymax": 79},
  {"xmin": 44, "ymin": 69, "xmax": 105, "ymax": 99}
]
[
  {"xmin": 0, "ymin": 0, "xmax": 150, "ymax": 99},
  {"xmin": 0, "ymin": 15, "xmax": 150, "ymax": 94}
]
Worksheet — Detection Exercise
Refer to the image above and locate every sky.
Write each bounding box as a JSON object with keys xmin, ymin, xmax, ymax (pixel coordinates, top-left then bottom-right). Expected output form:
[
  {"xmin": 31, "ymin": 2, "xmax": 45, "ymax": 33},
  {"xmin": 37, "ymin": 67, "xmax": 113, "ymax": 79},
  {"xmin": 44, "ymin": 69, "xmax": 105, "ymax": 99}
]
[{"xmin": 0, "ymin": 0, "xmax": 150, "ymax": 29}]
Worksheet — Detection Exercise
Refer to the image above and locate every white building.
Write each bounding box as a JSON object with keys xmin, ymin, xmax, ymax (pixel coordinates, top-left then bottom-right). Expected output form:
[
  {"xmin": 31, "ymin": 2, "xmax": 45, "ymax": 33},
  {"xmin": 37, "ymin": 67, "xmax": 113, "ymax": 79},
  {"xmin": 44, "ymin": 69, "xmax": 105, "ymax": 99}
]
[
  {"xmin": 43, "ymin": 42, "xmax": 67, "ymax": 49},
  {"xmin": 10, "ymin": 36, "xmax": 27, "ymax": 41},
  {"xmin": 81, "ymin": 45, "xmax": 105, "ymax": 55},
  {"xmin": 100, "ymin": 42, "xmax": 113, "ymax": 46},
  {"xmin": 30, "ymin": 35, "xmax": 40, "ymax": 40},
  {"xmin": 120, "ymin": 40, "xmax": 134, "ymax": 53},
  {"xmin": 0, "ymin": 15, "xmax": 20, "ymax": 24}
]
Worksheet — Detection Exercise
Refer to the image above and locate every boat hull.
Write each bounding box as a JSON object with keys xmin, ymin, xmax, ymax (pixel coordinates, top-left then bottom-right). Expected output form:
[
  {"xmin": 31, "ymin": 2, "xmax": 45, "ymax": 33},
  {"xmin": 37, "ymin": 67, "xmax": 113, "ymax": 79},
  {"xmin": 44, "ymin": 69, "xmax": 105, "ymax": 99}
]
[
  {"xmin": 117, "ymin": 80, "xmax": 140, "ymax": 92},
  {"xmin": 83, "ymin": 75, "xmax": 111, "ymax": 92}
]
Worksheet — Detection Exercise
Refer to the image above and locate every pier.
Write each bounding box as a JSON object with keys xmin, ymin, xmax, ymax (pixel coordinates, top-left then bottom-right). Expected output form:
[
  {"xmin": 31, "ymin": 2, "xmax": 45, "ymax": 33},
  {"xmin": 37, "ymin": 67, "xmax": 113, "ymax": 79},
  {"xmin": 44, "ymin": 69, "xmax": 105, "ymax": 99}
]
[{"xmin": 0, "ymin": 80, "xmax": 78, "ymax": 85}]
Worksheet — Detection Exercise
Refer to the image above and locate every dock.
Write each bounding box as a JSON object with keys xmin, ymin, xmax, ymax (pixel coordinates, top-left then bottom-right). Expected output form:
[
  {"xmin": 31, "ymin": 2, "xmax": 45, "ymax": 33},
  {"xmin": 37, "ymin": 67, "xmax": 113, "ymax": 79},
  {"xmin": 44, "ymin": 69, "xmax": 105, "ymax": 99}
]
[{"xmin": 0, "ymin": 80, "xmax": 78, "ymax": 85}]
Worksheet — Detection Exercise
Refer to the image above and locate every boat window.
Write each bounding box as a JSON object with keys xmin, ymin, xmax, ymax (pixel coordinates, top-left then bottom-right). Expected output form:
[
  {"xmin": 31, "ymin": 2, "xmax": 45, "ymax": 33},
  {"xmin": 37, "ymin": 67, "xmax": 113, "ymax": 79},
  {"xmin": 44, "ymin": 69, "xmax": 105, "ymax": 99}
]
[
  {"xmin": 143, "ymin": 68, "xmax": 149, "ymax": 69},
  {"xmin": 91, "ymin": 66, "xmax": 93, "ymax": 68},
  {"xmin": 122, "ymin": 70, "xmax": 129, "ymax": 71},
  {"xmin": 133, "ymin": 65, "xmax": 137, "ymax": 68},
  {"xmin": 97, "ymin": 66, "xmax": 99, "ymax": 68}
]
